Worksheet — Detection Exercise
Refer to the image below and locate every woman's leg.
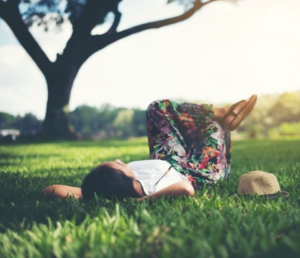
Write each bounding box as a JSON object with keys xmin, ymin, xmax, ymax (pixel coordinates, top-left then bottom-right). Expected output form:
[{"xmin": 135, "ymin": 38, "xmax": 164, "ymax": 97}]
[{"xmin": 146, "ymin": 99, "xmax": 231, "ymax": 189}]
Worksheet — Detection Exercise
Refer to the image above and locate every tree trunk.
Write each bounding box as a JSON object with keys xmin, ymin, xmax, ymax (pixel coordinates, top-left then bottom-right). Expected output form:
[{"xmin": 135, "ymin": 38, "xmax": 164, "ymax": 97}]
[
  {"xmin": 0, "ymin": 0, "xmax": 213, "ymax": 140},
  {"xmin": 39, "ymin": 68, "xmax": 80, "ymax": 140}
]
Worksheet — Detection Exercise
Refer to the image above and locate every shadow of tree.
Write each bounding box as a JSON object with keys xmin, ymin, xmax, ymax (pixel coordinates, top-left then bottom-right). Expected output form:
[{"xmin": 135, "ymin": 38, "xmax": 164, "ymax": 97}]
[{"xmin": 0, "ymin": 172, "xmax": 121, "ymax": 232}]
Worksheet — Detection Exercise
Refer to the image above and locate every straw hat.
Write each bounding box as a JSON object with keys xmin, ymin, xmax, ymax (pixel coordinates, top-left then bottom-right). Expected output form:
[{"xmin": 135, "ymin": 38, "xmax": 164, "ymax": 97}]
[{"xmin": 238, "ymin": 171, "xmax": 289, "ymax": 197}]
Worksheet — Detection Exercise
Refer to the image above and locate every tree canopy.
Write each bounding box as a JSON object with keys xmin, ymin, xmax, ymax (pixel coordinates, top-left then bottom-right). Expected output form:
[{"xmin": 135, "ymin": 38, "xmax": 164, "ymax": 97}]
[{"xmin": 0, "ymin": 0, "xmax": 218, "ymax": 139}]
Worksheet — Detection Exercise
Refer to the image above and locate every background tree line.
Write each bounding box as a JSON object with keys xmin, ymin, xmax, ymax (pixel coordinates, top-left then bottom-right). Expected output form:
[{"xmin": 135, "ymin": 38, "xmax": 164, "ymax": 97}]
[
  {"xmin": 238, "ymin": 91, "xmax": 300, "ymax": 138},
  {"xmin": 0, "ymin": 104, "xmax": 147, "ymax": 139},
  {"xmin": 69, "ymin": 104, "xmax": 146, "ymax": 139},
  {"xmin": 1, "ymin": 91, "xmax": 300, "ymax": 140}
]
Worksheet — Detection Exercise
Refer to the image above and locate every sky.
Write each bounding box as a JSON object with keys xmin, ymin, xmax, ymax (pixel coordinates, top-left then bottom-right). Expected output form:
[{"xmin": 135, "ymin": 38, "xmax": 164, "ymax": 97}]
[{"xmin": 0, "ymin": 0, "xmax": 300, "ymax": 119}]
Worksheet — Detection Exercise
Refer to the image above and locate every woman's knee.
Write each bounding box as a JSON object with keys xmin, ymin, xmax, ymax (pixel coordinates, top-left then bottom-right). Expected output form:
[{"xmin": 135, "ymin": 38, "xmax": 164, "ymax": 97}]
[
  {"xmin": 146, "ymin": 100, "xmax": 165, "ymax": 116},
  {"xmin": 147, "ymin": 99, "xmax": 170, "ymax": 113},
  {"xmin": 146, "ymin": 101, "xmax": 156, "ymax": 114}
]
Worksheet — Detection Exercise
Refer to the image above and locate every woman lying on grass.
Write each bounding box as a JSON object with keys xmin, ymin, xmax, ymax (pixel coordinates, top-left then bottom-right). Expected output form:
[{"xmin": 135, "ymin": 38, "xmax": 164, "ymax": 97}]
[{"xmin": 42, "ymin": 95, "xmax": 257, "ymax": 201}]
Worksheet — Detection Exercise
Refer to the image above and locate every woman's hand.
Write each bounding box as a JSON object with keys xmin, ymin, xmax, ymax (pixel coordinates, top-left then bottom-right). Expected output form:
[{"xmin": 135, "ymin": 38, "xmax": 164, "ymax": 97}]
[
  {"xmin": 42, "ymin": 185, "xmax": 82, "ymax": 199},
  {"xmin": 136, "ymin": 181, "xmax": 194, "ymax": 202}
]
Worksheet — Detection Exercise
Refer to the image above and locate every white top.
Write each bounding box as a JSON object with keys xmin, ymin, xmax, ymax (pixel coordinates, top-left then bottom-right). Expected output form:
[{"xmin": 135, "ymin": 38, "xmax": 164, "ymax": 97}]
[{"xmin": 128, "ymin": 160, "xmax": 188, "ymax": 195}]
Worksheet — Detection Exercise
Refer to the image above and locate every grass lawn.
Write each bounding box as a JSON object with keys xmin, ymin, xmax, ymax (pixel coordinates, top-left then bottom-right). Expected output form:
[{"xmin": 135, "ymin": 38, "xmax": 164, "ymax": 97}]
[{"xmin": 0, "ymin": 137, "xmax": 300, "ymax": 258}]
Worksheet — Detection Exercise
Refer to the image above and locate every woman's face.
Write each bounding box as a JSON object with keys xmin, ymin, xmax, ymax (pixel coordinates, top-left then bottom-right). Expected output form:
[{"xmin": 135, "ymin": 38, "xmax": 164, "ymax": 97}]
[{"xmin": 98, "ymin": 159, "xmax": 135, "ymax": 178}]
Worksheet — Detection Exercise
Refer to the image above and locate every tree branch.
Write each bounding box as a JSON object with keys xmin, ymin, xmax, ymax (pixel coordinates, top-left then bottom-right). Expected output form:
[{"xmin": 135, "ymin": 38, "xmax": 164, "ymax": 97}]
[
  {"xmin": 60, "ymin": 0, "xmax": 119, "ymax": 66},
  {"xmin": 116, "ymin": 0, "xmax": 217, "ymax": 40},
  {"xmin": 0, "ymin": 0, "xmax": 53, "ymax": 77},
  {"xmin": 0, "ymin": 1, "xmax": 5, "ymax": 16},
  {"xmin": 82, "ymin": 0, "xmax": 217, "ymax": 63},
  {"xmin": 106, "ymin": 6, "xmax": 121, "ymax": 34},
  {"xmin": 70, "ymin": 0, "xmax": 119, "ymax": 35}
]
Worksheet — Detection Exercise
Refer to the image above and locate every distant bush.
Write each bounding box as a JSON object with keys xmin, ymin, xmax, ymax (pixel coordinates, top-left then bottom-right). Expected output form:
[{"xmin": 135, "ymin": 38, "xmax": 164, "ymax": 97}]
[
  {"xmin": 269, "ymin": 122, "xmax": 300, "ymax": 137},
  {"xmin": 0, "ymin": 112, "xmax": 15, "ymax": 129},
  {"xmin": 0, "ymin": 106, "xmax": 147, "ymax": 139},
  {"xmin": 69, "ymin": 104, "xmax": 146, "ymax": 139},
  {"xmin": 238, "ymin": 91, "xmax": 300, "ymax": 139},
  {"xmin": 0, "ymin": 112, "xmax": 41, "ymax": 135}
]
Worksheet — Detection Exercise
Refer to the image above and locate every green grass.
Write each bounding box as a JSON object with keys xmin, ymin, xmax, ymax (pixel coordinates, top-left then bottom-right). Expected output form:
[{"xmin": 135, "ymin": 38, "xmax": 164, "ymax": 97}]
[{"xmin": 1, "ymin": 137, "xmax": 300, "ymax": 258}]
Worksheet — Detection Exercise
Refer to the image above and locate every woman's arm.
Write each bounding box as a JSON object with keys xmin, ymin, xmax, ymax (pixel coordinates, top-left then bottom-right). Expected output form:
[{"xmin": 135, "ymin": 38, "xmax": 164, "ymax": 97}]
[
  {"xmin": 42, "ymin": 185, "xmax": 82, "ymax": 199},
  {"xmin": 137, "ymin": 181, "xmax": 194, "ymax": 202}
]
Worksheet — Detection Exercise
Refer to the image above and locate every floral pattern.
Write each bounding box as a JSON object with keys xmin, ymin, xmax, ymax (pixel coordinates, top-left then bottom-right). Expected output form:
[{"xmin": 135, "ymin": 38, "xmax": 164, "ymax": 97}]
[{"xmin": 146, "ymin": 99, "xmax": 231, "ymax": 189}]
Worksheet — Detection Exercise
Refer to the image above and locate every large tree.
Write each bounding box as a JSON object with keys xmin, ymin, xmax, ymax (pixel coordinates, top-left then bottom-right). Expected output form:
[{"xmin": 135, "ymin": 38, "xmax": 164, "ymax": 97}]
[{"xmin": 0, "ymin": 0, "xmax": 217, "ymax": 139}]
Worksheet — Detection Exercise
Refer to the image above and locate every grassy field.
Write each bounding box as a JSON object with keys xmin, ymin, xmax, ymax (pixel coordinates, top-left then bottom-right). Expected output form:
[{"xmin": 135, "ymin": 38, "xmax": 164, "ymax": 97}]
[{"xmin": 0, "ymin": 137, "xmax": 300, "ymax": 258}]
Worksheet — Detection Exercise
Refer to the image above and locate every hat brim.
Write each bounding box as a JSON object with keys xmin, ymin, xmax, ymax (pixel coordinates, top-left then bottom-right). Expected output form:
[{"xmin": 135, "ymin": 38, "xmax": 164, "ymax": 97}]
[
  {"xmin": 240, "ymin": 191, "xmax": 290, "ymax": 198},
  {"xmin": 262, "ymin": 191, "xmax": 289, "ymax": 198}
]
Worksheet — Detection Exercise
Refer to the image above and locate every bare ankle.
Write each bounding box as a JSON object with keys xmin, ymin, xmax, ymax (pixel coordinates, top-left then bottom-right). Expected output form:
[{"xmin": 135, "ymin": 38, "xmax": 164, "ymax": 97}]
[{"xmin": 213, "ymin": 107, "xmax": 227, "ymax": 122}]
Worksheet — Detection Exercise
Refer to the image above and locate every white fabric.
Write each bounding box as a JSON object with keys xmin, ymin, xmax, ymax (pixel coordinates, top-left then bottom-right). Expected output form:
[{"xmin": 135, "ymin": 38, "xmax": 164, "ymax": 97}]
[{"xmin": 128, "ymin": 160, "xmax": 188, "ymax": 195}]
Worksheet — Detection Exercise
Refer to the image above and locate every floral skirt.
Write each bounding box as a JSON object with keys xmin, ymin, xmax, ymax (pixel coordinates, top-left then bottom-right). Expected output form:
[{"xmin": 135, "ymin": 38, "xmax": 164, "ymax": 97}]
[{"xmin": 146, "ymin": 99, "xmax": 231, "ymax": 189}]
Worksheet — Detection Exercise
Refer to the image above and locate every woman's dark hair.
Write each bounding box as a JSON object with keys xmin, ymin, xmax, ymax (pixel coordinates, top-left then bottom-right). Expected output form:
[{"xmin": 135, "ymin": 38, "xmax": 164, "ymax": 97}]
[{"xmin": 81, "ymin": 165, "xmax": 140, "ymax": 200}]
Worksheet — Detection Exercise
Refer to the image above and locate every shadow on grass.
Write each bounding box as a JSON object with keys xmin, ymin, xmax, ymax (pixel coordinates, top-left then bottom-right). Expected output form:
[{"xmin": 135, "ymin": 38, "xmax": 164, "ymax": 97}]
[
  {"xmin": 0, "ymin": 153, "xmax": 63, "ymax": 158},
  {"xmin": 59, "ymin": 138, "xmax": 148, "ymax": 148},
  {"xmin": 0, "ymin": 153, "xmax": 69, "ymax": 168},
  {"xmin": 0, "ymin": 153, "xmax": 63, "ymax": 161},
  {"xmin": 0, "ymin": 169, "xmax": 153, "ymax": 234},
  {"xmin": 0, "ymin": 172, "xmax": 101, "ymax": 231},
  {"xmin": 0, "ymin": 137, "xmax": 149, "ymax": 148}
]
